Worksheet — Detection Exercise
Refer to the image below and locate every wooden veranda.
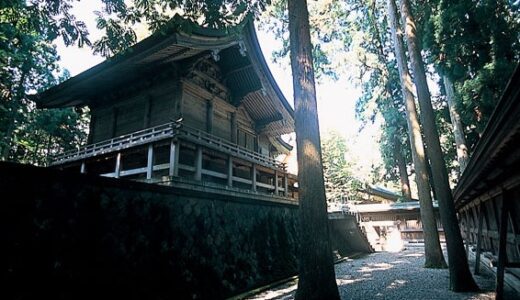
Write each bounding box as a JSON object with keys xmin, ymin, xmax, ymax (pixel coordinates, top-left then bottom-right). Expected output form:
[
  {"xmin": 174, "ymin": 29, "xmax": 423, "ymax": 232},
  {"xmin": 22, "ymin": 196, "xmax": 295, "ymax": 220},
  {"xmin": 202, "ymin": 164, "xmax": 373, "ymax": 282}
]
[{"xmin": 53, "ymin": 121, "xmax": 298, "ymax": 199}]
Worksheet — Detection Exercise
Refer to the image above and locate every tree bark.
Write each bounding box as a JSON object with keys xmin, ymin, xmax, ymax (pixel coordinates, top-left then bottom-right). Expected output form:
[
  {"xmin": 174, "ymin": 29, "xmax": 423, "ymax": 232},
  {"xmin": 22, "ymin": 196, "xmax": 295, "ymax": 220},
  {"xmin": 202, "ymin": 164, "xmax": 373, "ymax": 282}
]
[
  {"xmin": 387, "ymin": 0, "xmax": 446, "ymax": 268},
  {"xmin": 288, "ymin": 0, "xmax": 340, "ymax": 299},
  {"xmin": 394, "ymin": 137, "xmax": 412, "ymax": 200},
  {"xmin": 443, "ymin": 75, "xmax": 468, "ymax": 174},
  {"xmin": 399, "ymin": 0, "xmax": 479, "ymax": 291}
]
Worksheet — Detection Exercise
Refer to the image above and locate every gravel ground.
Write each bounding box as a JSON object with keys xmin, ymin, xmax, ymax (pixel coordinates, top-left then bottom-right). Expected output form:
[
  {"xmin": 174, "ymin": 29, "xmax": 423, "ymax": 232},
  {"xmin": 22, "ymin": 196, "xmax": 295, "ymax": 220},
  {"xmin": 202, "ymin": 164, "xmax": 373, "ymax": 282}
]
[{"xmin": 244, "ymin": 245, "xmax": 517, "ymax": 300}]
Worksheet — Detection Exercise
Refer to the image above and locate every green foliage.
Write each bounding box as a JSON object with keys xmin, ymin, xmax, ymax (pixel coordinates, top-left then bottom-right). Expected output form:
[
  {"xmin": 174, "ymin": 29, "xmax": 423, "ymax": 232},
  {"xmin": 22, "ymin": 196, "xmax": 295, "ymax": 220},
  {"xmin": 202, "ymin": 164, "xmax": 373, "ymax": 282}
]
[
  {"xmin": 321, "ymin": 130, "xmax": 362, "ymax": 202},
  {"xmin": 258, "ymin": 0, "xmax": 354, "ymax": 80},
  {"xmin": 1, "ymin": 1, "xmax": 89, "ymax": 164},
  {"xmin": 424, "ymin": 0, "xmax": 520, "ymax": 148},
  {"xmin": 91, "ymin": 0, "xmax": 270, "ymax": 57}
]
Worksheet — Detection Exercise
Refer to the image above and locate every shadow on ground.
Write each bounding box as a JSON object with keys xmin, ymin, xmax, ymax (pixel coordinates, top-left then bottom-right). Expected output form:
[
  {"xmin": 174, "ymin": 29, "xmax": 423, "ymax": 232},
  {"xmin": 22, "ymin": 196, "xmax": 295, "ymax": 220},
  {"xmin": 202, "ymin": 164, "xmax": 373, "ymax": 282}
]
[{"xmin": 244, "ymin": 245, "xmax": 517, "ymax": 300}]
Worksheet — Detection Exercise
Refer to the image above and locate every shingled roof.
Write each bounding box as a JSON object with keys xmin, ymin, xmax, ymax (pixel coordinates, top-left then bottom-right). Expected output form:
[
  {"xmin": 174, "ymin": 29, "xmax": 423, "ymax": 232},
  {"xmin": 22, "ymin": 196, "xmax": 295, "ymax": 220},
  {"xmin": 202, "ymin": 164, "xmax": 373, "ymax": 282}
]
[{"xmin": 33, "ymin": 15, "xmax": 294, "ymax": 136}]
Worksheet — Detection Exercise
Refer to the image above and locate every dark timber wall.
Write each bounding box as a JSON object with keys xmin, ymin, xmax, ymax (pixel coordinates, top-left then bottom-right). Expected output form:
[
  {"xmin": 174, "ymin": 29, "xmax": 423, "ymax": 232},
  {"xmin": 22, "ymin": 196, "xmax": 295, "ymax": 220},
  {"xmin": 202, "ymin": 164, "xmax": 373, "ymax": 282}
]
[{"xmin": 1, "ymin": 162, "xmax": 369, "ymax": 299}]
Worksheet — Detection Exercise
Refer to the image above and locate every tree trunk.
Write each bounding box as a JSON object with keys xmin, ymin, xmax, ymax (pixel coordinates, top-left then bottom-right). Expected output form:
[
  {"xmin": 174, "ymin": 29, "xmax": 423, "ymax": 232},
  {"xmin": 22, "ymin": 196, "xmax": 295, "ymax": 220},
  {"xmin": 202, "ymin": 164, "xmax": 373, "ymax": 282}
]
[
  {"xmin": 394, "ymin": 138, "xmax": 412, "ymax": 200},
  {"xmin": 399, "ymin": 0, "xmax": 479, "ymax": 291},
  {"xmin": 288, "ymin": 0, "xmax": 340, "ymax": 299},
  {"xmin": 387, "ymin": 0, "xmax": 446, "ymax": 268},
  {"xmin": 443, "ymin": 75, "xmax": 468, "ymax": 174}
]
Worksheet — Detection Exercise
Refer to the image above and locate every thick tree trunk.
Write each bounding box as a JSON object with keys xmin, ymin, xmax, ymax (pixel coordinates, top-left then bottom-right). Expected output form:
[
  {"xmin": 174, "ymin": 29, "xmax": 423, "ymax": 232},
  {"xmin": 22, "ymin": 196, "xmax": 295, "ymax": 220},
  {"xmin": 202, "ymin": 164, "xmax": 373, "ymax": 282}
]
[
  {"xmin": 399, "ymin": 0, "xmax": 479, "ymax": 291},
  {"xmin": 443, "ymin": 75, "xmax": 468, "ymax": 174},
  {"xmin": 394, "ymin": 138, "xmax": 412, "ymax": 200},
  {"xmin": 387, "ymin": 0, "xmax": 446, "ymax": 268},
  {"xmin": 288, "ymin": 0, "xmax": 340, "ymax": 299}
]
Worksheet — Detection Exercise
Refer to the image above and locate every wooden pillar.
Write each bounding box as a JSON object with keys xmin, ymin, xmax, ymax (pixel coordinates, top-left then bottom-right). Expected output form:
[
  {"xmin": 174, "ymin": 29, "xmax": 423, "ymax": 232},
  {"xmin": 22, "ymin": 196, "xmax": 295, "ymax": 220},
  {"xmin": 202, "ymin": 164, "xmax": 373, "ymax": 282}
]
[
  {"xmin": 227, "ymin": 155, "xmax": 233, "ymax": 187},
  {"xmin": 195, "ymin": 146, "xmax": 202, "ymax": 181},
  {"xmin": 251, "ymin": 163, "xmax": 257, "ymax": 192},
  {"xmin": 227, "ymin": 156, "xmax": 233, "ymax": 187},
  {"xmin": 114, "ymin": 152, "xmax": 121, "ymax": 178},
  {"xmin": 496, "ymin": 194, "xmax": 510, "ymax": 300},
  {"xmin": 146, "ymin": 144, "xmax": 154, "ymax": 180},
  {"xmin": 284, "ymin": 173, "xmax": 289, "ymax": 197},
  {"xmin": 475, "ymin": 205, "xmax": 484, "ymax": 275},
  {"xmin": 206, "ymin": 100, "xmax": 213, "ymax": 134},
  {"xmin": 483, "ymin": 202, "xmax": 495, "ymax": 254},
  {"xmin": 274, "ymin": 170, "xmax": 279, "ymax": 195},
  {"xmin": 464, "ymin": 211, "xmax": 471, "ymax": 254},
  {"xmin": 80, "ymin": 161, "xmax": 86, "ymax": 174},
  {"xmin": 230, "ymin": 112, "xmax": 237, "ymax": 143},
  {"xmin": 169, "ymin": 140, "xmax": 179, "ymax": 177}
]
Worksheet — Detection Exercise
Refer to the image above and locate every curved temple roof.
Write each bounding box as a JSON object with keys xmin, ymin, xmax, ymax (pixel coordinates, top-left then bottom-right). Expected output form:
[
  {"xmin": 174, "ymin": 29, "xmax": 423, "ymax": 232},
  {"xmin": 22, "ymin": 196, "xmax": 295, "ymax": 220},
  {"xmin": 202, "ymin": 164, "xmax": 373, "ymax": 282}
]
[{"xmin": 33, "ymin": 16, "xmax": 294, "ymax": 136}]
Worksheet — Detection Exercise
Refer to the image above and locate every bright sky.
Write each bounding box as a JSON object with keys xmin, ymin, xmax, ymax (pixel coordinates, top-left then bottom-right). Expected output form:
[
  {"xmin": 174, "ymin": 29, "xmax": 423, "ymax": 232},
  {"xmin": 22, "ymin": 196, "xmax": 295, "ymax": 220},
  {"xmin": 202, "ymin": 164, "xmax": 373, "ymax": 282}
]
[{"xmin": 54, "ymin": 1, "xmax": 384, "ymax": 183}]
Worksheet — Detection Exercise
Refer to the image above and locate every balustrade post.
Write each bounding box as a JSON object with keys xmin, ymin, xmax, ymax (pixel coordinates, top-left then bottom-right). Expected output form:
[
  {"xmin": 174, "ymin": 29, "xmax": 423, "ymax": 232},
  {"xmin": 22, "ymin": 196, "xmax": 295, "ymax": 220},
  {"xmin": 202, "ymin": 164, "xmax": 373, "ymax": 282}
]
[
  {"xmin": 115, "ymin": 152, "xmax": 121, "ymax": 178},
  {"xmin": 169, "ymin": 139, "xmax": 179, "ymax": 177},
  {"xmin": 227, "ymin": 155, "xmax": 233, "ymax": 187},
  {"xmin": 147, "ymin": 144, "xmax": 154, "ymax": 180},
  {"xmin": 80, "ymin": 161, "xmax": 86, "ymax": 174},
  {"xmin": 195, "ymin": 146, "xmax": 202, "ymax": 181},
  {"xmin": 251, "ymin": 163, "xmax": 257, "ymax": 192}
]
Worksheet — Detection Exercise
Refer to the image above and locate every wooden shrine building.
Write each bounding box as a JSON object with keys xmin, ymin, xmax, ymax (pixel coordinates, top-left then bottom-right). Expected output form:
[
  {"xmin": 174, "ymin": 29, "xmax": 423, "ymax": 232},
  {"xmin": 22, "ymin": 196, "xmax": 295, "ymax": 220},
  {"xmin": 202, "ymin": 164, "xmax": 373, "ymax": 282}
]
[
  {"xmin": 454, "ymin": 64, "xmax": 520, "ymax": 299},
  {"xmin": 34, "ymin": 17, "xmax": 297, "ymax": 200}
]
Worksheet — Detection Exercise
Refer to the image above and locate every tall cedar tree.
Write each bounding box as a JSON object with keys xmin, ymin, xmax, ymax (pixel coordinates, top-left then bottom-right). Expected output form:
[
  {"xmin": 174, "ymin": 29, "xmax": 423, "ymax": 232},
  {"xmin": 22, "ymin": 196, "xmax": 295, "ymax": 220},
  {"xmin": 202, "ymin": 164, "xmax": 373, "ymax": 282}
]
[
  {"xmin": 287, "ymin": 0, "xmax": 340, "ymax": 299},
  {"xmin": 398, "ymin": 0, "xmax": 479, "ymax": 291},
  {"xmin": 387, "ymin": 0, "xmax": 446, "ymax": 268},
  {"xmin": 442, "ymin": 75, "xmax": 468, "ymax": 174}
]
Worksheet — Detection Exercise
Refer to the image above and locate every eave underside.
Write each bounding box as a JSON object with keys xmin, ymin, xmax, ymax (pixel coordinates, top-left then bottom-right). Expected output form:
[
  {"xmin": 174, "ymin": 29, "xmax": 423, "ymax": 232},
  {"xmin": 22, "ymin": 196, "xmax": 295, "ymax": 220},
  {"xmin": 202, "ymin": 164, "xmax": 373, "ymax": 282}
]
[
  {"xmin": 33, "ymin": 21, "xmax": 294, "ymax": 137},
  {"xmin": 454, "ymin": 64, "xmax": 520, "ymax": 209}
]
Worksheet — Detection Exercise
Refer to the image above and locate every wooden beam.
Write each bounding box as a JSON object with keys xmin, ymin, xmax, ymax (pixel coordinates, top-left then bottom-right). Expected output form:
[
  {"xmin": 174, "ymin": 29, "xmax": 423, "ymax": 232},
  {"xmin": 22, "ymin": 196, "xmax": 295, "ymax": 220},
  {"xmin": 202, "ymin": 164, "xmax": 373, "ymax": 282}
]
[
  {"xmin": 195, "ymin": 146, "xmax": 202, "ymax": 181},
  {"xmin": 206, "ymin": 100, "xmax": 213, "ymax": 134},
  {"xmin": 483, "ymin": 201, "xmax": 495, "ymax": 254},
  {"xmin": 251, "ymin": 163, "xmax": 257, "ymax": 192},
  {"xmin": 496, "ymin": 194, "xmax": 510, "ymax": 300},
  {"xmin": 465, "ymin": 211, "xmax": 471, "ymax": 254},
  {"xmin": 227, "ymin": 155, "xmax": 233, "ymax": 187},
  {"xmin": 506, "ymin": 191, "xmax": 520, "ymax": 259},
  {"xmin": 146, "ymin": 144, "xmax": 154, "ymax": 180},
  {"xmin": 471, "ymin": 205, "xmax": 480, "ymax": 244},
  {"xmin": 230, "ymin": 112, "xmax": 237, "ymax": 143},
  {"xmin": 255, "ymin": 112, "xmax": 283, "ymax": 131},
  {"xmin": 169, "ymin": 140, "xmax": 179, "ymax": 177},
  {"xmin": 114, "ymin": 152, "xmax": 121, "ymax": 178},
  {"xmin": 475, "ymin": 205, "xmax": 484, "ymax": 275},
  {"xmin": 274, "ymin": 170, "xmax": 279, "ymax": 195},
  {"xmin": 284, "ymin": 173, "xmax": 289, "ymax": 197}
]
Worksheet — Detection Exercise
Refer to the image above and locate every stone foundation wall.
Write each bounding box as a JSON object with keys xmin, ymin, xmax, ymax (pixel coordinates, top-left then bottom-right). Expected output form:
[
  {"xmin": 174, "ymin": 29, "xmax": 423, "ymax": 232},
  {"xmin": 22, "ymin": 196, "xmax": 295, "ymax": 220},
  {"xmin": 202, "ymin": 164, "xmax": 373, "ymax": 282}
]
[{"xmin": 2, "ymin": 162, "xmax": 369, "ymax": 299}]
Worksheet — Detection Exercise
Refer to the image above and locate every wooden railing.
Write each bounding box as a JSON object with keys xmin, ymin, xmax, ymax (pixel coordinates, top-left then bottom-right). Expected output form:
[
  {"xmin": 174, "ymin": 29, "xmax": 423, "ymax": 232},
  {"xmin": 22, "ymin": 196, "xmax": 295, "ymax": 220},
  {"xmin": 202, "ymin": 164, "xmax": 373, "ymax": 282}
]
[
  {"xmin": 52, "ymin": 123, "xmax": 177, "ymax": 165},
  {"xmin": 178, "ymin": 124, "xmax": 285, "ymax": 171},
  {"xmin": 51, "ymin": 121, "xmax": 296, "ymax": 198},
  {"xmin": 52, "ymin": 121, "xmax": 285, "ymax": 171}
]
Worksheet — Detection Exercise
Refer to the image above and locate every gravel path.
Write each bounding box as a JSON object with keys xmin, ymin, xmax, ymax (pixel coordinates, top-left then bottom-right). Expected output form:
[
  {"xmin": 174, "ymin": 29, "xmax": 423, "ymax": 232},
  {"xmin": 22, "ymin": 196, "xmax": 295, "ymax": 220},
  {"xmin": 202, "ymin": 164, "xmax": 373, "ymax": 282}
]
[{"xmin": 244, "ymin": 245, "xmax": 515, "ymax": 300}]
